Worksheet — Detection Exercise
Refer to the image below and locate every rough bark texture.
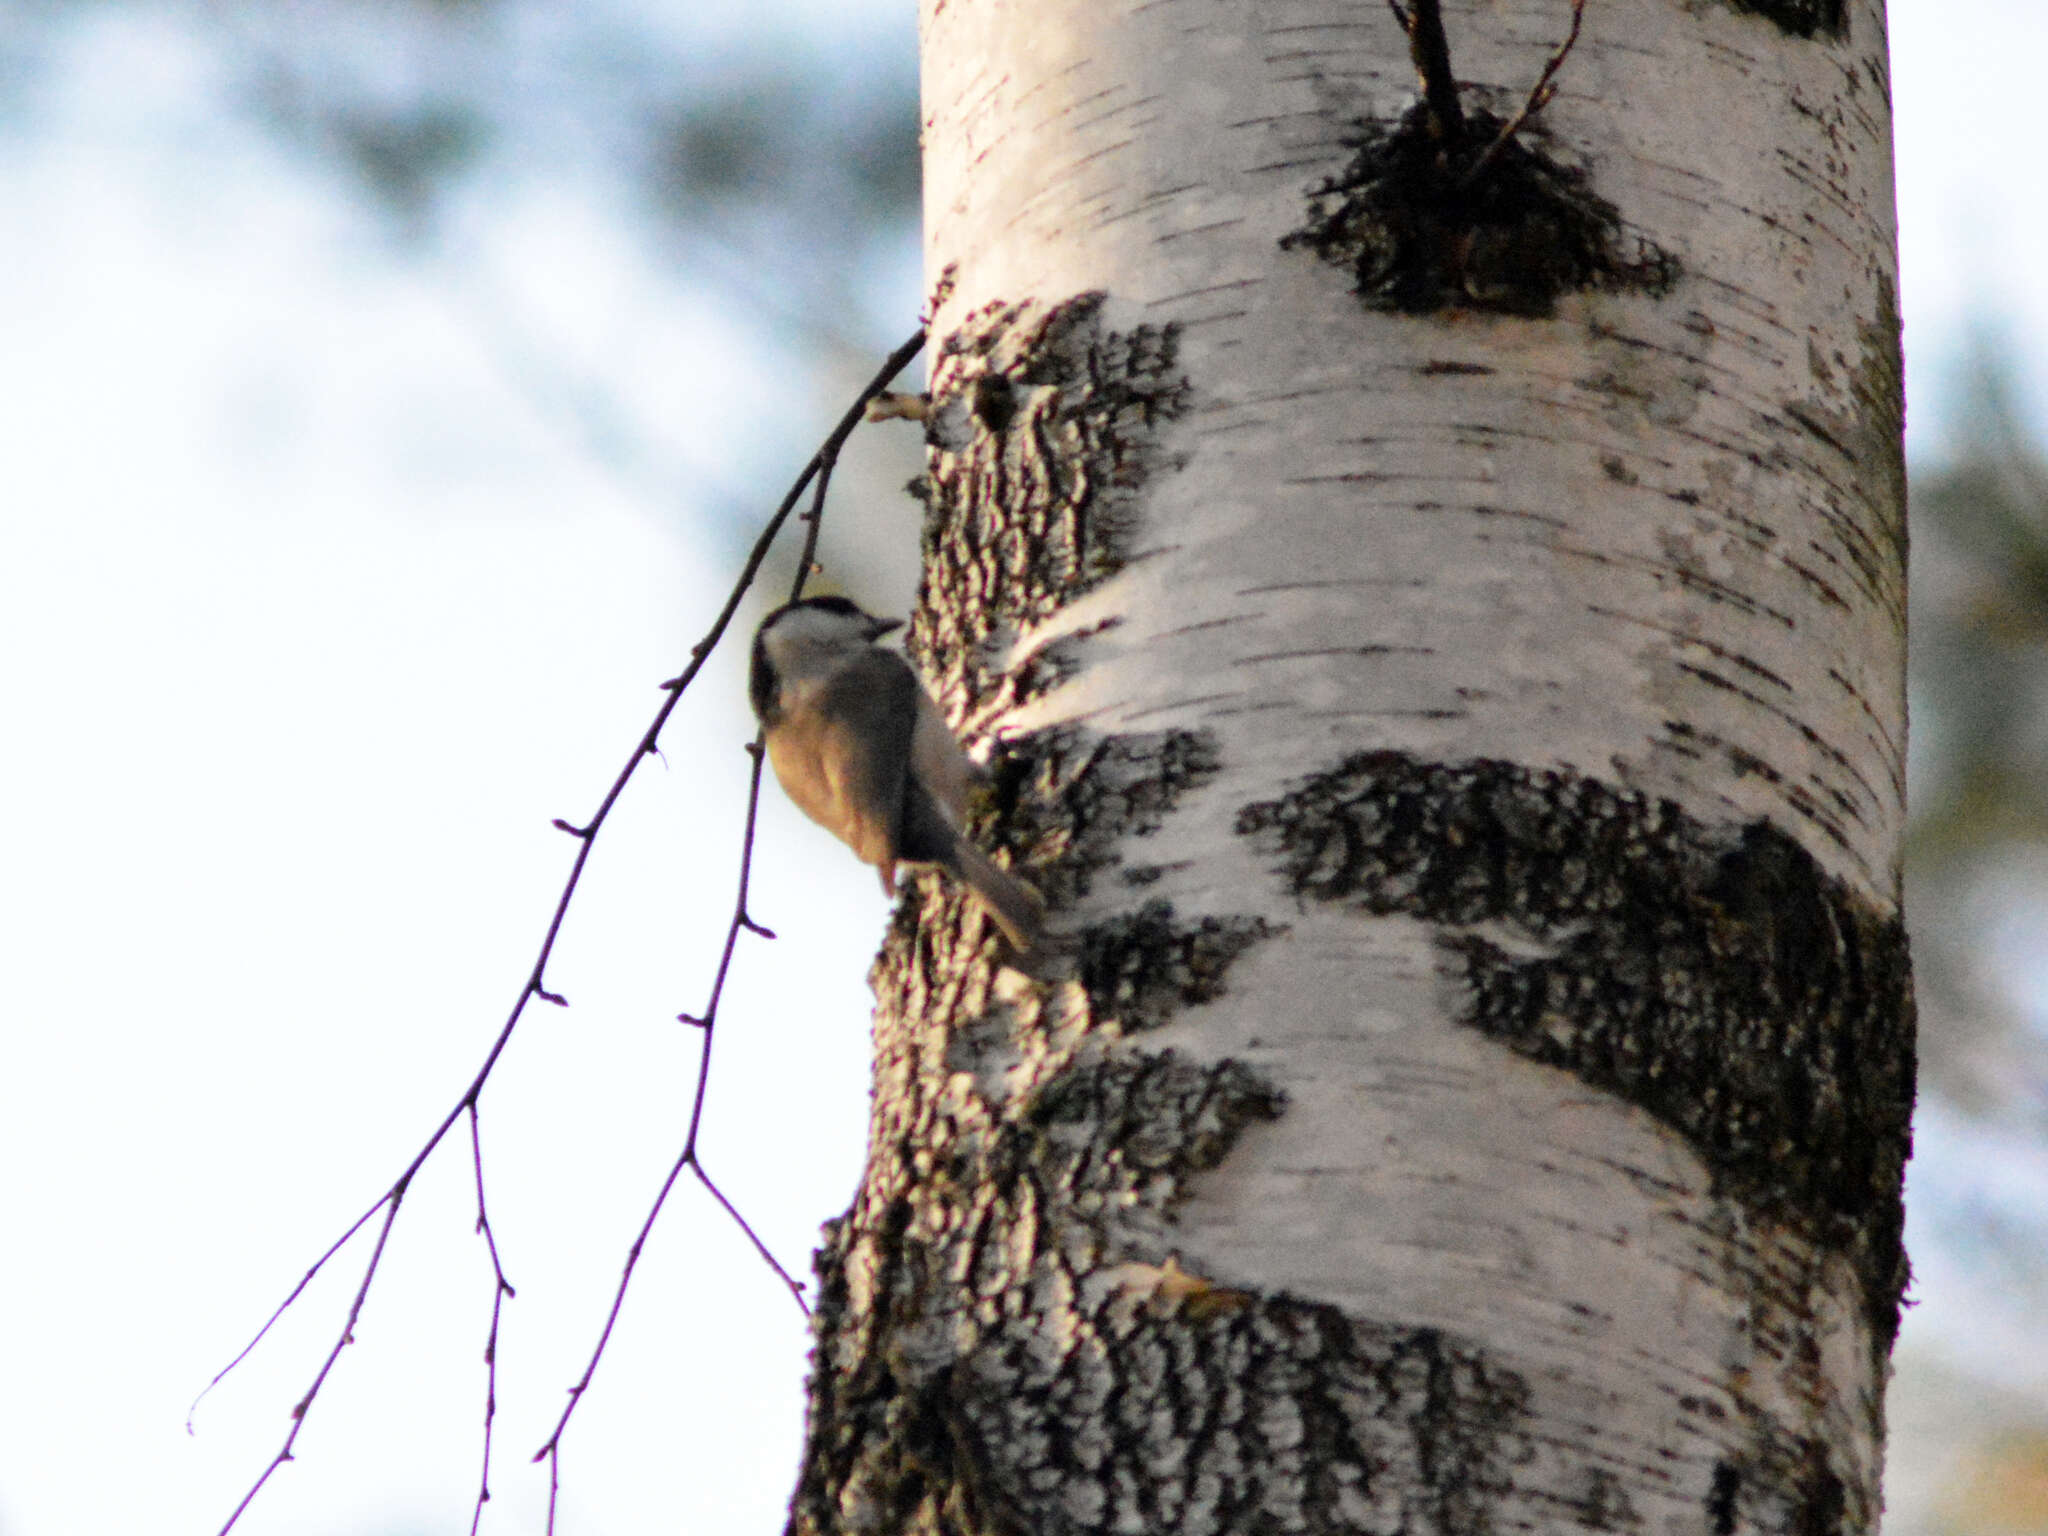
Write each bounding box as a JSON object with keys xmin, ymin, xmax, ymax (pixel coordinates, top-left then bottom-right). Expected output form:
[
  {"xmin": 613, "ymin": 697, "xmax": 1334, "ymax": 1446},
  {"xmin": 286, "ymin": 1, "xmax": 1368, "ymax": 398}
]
[
  {"xmin": 790, "ymin": 301, "xmax": 1572, "ymax": 1536},
  {"xmin": 791, "ymin": 0, "xmax": 1913, "ymax": 1532}
]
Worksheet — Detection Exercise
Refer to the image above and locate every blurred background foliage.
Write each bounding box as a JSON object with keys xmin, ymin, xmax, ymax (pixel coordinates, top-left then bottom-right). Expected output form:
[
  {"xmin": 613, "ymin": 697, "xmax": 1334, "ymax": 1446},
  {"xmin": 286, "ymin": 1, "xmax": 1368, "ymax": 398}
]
[
  {"xmin": 129, "ymin": 0, "xmax": 932, "ymax": 598},
  {"xmin": 1911, "ymin": 350, "xmax": 2048, "ymax": 1116},
  {"xmin": 5, "ymin": 0, "xmax": 2046, "ymax": 1530}
]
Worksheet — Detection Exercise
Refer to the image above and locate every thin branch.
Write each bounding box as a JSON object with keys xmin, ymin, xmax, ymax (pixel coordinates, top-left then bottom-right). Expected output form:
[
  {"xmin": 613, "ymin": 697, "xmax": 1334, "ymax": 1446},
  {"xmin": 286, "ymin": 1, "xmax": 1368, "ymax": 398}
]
[
  {"xmin": 675, "ymin": 735, "xmax": 781, "ymax": 1163},
  {"xmin": 659, "ymin": 329, "xmax": 931, "ymax": 690},
  {"xmin": 534, "ymin": 1145, "xmax": 697, "ymax": 1476},
  {"xmin": 694, "ymin": 1159, "xmax": 811, "ymax": 1308},
  {"xmin": 1397, "ymin": 0, "xmax": 1465, "ymax": 149},
  {"xmin": 790, "ymin": 431, "xmax": 839, "ymax": 603},
  {"xmin": 213, "ymin": 1186, "xmax": 410, "ymax": 1532},
  {"xmin": 186, "ymin": 1202, "xmax": 387, "ymax": 1432},
  {"xmin": 199, "ymin": 325, "xmax": 926, "ymax": 1534},
  {"xmin": 536, "ymin": 1138, "xmax": 696, "ymax": 1523},
  {"xmin": 536, "ymin": 692, "xmax": 814, "ymax": 1527},
  {"xmin": 1460, "ymin": 0, "xmax": 1587, "ymax": 187},
  {"xmin": 467, "ymin": 1104, "xmax": 515, "ymax": 1536}
]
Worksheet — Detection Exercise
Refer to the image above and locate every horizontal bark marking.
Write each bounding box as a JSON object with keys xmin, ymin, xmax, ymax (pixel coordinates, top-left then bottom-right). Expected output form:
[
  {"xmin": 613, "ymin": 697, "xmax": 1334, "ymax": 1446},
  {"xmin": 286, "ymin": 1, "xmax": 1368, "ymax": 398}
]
[
  {"xmin": 1783, "ymin": 273, "xmax": 1908, "ymax": 607},
  {"xmin": 1235, "ymin": 751, "xmax": 1913, "ymax": 1353}
]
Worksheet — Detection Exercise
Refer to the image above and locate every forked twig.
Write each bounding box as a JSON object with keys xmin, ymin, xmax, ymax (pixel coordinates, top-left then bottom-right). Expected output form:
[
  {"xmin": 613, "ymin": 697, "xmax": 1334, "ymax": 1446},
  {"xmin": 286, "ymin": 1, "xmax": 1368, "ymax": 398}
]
[
  {"xmin": 532, "ymin": 406, "xmax": 843, "ymax": 1527},
  {"xmin": 197, "ymin": 326, "xmax": 927, "ymax": 1535},
  {"xmin": 1382, "ymin": 0, "xmax": 1587, "ymax": 179},
  {"xmin": 1461, "ymin": 0, "xmax": 1587, "ymax": 187}
]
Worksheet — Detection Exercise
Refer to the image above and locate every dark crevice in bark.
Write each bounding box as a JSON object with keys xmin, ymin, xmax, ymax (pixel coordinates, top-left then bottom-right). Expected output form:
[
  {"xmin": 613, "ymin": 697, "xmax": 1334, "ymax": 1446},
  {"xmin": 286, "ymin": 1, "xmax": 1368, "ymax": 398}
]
[
  {"xmin": 1555, "ymin": 1464, "xmax": 1638, "ymax": 1531},
  {"xmin": 1235, "ymin": 751, "xmax": 1914, "ymax": 1357},
  {"xmin": 997, "ymin": 726, "xmax": 1222, "ymax": 907},
  {"xmin": 1282, "ymin": 103, "xmax": 1678, "ymax": 316},
  {"xmin": 1720, "ymin": 0, "xmax": 1846, "ymax": 41}
]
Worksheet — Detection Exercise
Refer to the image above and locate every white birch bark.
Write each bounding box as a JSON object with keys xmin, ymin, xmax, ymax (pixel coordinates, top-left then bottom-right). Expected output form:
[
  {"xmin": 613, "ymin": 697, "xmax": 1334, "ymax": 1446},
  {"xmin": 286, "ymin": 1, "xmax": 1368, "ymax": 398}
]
[{"xmin": 790, "ymin": 2, "xmax": 1911, "ymax": 1532}]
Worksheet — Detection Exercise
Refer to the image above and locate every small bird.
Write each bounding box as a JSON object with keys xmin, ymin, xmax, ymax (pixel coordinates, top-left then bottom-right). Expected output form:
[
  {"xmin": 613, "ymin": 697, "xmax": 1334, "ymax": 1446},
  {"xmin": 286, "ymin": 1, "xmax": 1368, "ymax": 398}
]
[{"xmin": 749, "ymin": 595, "xmax": 1046, "ymax": 956}]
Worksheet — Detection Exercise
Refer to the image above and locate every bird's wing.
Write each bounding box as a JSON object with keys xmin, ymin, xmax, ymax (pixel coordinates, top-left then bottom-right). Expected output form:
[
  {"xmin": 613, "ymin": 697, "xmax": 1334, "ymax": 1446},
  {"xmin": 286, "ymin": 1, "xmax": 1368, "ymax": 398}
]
[{"xmin": 789, "ymin": 649, "xmax": 922, "ymax": 872}]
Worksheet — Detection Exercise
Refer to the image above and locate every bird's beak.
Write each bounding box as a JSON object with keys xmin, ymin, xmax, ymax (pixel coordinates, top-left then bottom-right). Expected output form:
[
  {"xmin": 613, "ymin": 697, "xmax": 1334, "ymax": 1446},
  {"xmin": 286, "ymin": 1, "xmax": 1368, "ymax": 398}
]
[{"xmin": 868, "ymin": 617, "xmax": 905, "ymax": 639}]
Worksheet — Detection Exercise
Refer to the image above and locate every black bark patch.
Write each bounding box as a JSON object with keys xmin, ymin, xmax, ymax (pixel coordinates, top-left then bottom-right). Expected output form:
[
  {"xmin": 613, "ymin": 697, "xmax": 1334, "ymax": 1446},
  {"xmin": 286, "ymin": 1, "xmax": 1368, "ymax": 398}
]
[
  {"xmin": 1028, "ymin": 1050, "xmax": 1287, "ymax": 1194},
  {"xmin": 1702, "ymin": 1436, "xmax": 1863, "ymax": 1536},
  {"xmin": 1078, "ymin": 901, "xmax": 1277, "ymax": 1034},
  {"xmin": 1235, "ymin": 751, "xmax": 1914, "ymax": 1350},
  {"xmin": 910, "ymin": 293, "xmax": 1190, "ymax": 721},
  {"xmin": 1281, "ymin": 103, "xmax": 1677, "ymax": 317},
  {"xmin": 1720, "ymin": 0, "xmax": 1846, "ymax": 41},
  {"xmin": 894, "ymin": 295, "xmax": 1200, "ymax": 947},
  {"xmin": 796, "ymin": 1242, "xmax": 1534, "ymax": 1536},
  {"xmin": 940, "ymin": 1305, "xmax": 1530, "ymax": 1536},
  {"xmin": 992, "ymin": 726, "xmax": 1222, "ymax": 906},
  {"xmin": 1792, "ymin": 1451, "xmax": 1847, "ymax": 1536},
  {"xmin": 1707, "ymin": 1460, "xmax": 1741, "ymax": 1536}
]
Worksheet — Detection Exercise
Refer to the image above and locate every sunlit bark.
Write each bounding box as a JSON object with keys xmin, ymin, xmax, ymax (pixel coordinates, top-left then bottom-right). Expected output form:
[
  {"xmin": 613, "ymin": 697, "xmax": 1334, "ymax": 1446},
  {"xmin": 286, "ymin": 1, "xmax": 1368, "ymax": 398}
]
[{"xmin": 791, "ymin": 2, "xmax": 1912, "ymax": 1532}]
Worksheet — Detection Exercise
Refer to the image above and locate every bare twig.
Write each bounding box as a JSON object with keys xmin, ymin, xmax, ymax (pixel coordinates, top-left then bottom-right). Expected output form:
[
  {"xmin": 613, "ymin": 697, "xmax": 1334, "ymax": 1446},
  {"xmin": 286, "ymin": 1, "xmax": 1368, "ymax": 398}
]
[
  {"xmin": 535, "ymin": 470, "xmax": 833, "ymax": 1521},
  {"xmin": 533, "ymin": 1139, "xmax": 694, "ymax": 1501},
  {"xmin": 211, "ymin": 1188, "xmax": 409, "ymax": 1532},
  {"xmin": 1394, "ymin": 0, "xmax": 1465, "ymax": 149},
  {"xmin": 694, "ymin": 1155, "xmax": 811, "ymax": 1305},
  {"xmin": 467, "ymin": 1104, "xmax": 515, "ymax": 1536},
  {"xmin": 199, "ymin": 325, "xmax": 926, "ymax": 1534},
  {"xmin": 186, "ymin": 1204, "xmax": 386, "ymax": 1434},
  {"xmin": 1460, "ymin": 0, "xmax": 1587, "ymax": 187}
]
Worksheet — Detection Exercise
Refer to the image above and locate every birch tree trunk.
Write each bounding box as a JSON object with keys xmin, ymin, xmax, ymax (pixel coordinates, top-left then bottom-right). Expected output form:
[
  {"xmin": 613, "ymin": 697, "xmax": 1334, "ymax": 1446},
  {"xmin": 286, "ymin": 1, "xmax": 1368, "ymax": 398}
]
[{"xmin": 790, "ymin": 1, "xmax": 1912, "ymax": 1532}]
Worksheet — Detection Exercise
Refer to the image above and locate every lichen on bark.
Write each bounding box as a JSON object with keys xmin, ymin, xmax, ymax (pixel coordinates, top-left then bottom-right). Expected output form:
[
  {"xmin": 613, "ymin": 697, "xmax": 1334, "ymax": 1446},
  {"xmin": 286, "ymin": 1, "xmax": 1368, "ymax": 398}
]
[{"xmin": 1235, "ymin": 751, "xmax": 1915, "ymax": 1354}]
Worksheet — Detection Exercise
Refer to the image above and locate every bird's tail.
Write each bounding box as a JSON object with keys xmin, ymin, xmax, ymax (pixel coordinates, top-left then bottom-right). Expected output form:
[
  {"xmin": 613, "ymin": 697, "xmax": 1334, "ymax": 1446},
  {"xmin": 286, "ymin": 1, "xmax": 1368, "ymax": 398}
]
[{"xmin": 950, "ymin": 837, "xmax": 1048, "ymax": 961}]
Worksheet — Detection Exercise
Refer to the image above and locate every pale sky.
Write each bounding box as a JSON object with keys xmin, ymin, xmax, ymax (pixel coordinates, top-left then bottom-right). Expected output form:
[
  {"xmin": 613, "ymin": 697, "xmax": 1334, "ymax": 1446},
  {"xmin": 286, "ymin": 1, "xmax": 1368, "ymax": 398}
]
[{"xmin": 0, "ymin": 2, "xmax": 2043, "ymax": 1534}]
